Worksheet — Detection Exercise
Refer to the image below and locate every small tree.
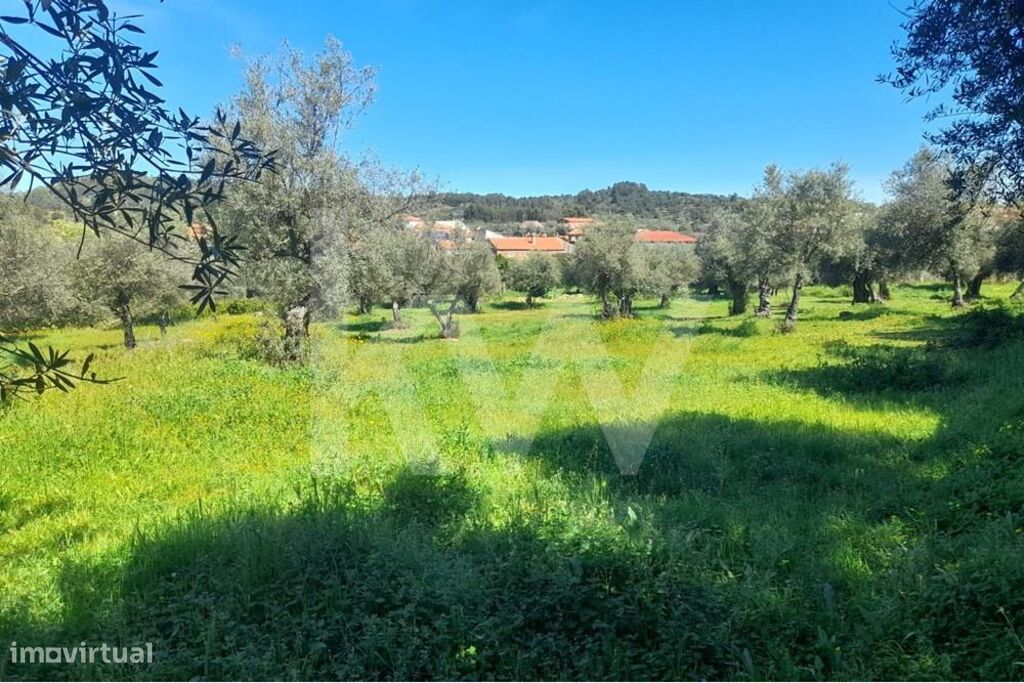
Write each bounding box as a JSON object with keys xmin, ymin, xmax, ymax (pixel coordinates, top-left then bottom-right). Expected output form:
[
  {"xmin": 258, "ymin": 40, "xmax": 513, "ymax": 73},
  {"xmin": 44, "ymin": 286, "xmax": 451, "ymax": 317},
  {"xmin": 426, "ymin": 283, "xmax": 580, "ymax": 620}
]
[
  {"xmin": 0, "ymin": 198, "xmax": 85, "ymax": 332},
  {"xmin": 381, "ymin": 229, "xmax": 435, "ymax": 325},
  {"xmin": 696, "ymin": 208, "xmax": 777, "ymax": 315},
  {"xmin": 881, "ymin": 148, "xmax": 993, "ymax": 307},
  {"xmin": 643, "ymin": 247, "xmax": 700, "ymax": 309},
  {"xmin": 508, "ymin": 254, "xmax": 562, "ymax": 307},
  {"xmin": 348, "ymin": 225, "xmax": 392, "ymax": 315},
  {"xmin": 416, "ymin": 246, "xmax": 461, "ymax": 339},
  {"xmin": 761, "ymin": 164, "xmax": 857, "ymax": 331},
  {"xmin": 451, "ymin": 241, "xmax": 502, "ymax": 313},
  {"xmin": 821, "ymin": 205, "xmax": 886, "ymax": 305},
  {"xmin": 572, "ymin": 223, "xmax": 647, "ymax": 318},
  {"xmin": 76, "ymin": 238, "xmax": 188, "ymax": 349}
]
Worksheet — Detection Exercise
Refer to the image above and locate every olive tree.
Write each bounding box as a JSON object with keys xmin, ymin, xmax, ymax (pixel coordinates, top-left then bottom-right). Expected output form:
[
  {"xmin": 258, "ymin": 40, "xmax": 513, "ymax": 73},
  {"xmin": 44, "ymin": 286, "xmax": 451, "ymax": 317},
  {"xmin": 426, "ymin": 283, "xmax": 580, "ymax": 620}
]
[
  {"xmin": 760, "ymin": 164, "xmax": 858, "ymax": 331},
  {"xmin": 452, "ymin": 241, "xmax": 502, "ymax": 313},
  {"xmin": 697, "ymin": 208, "xmax": 779, "ymax": 316},
  {"xmin": 379, "ymin": 228, "xmax": 435, "ymax": 325},
  {"xmin": 572, "ymin": 223, "xmax": 648, "ymax": 318},
  {"xmin": 507, "ymin": 254, "xmax": 562, "ymax": 307},
  {"xmin": 881, "ymin": 148, "xmax": 993, "ymax": 307},
  {"xmin": 75, "ymin": 237, "xmax": 189, "ymax": 349},
  {"xmin": 0, "ymin": 0, "xmax": 272, "ymax": 399},
  {"xmin": 886, "ymin": 0, "xmax": 1024, "ymax": 206},
  {"xmin": 223, "ymin": 39, "xmax": 423, "ymax": 356},
  {"xmin": 640, "ymin": 246, "xmax": 699, "ymax": 309},
  {"xmin": 0, "ymin": 197, "xmax": 84, "ymax": 332}
]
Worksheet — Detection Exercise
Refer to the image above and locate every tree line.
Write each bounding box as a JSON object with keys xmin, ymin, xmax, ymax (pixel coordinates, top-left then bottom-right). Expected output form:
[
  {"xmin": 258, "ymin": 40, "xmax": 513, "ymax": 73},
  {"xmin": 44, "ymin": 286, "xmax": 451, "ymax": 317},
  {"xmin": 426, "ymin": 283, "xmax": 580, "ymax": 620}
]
[
  {"xmin": 433, "ymin": 182, "xmax": 743, "ymax": 228},
  {"xmin": 697, "ymin": 151, "xmax": 1024, "ymax": 331}
]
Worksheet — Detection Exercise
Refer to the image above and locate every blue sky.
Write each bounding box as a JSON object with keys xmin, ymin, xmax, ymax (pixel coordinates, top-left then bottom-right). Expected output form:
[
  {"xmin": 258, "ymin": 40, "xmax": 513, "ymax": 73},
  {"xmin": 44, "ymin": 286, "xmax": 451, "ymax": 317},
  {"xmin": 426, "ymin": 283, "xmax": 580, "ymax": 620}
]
[{"xmin": 109, "ymin": 0, "xmax": 935, "ymax": 202}]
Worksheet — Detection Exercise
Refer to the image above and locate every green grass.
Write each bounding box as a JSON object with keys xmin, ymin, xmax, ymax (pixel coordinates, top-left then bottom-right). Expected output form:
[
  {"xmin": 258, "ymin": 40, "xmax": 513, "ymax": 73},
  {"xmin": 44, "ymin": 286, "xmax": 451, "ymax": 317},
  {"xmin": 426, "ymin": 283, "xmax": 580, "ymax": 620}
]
[{"xmin": 2, "ymin": 284, "xmax": 1024, "ymax": 679}]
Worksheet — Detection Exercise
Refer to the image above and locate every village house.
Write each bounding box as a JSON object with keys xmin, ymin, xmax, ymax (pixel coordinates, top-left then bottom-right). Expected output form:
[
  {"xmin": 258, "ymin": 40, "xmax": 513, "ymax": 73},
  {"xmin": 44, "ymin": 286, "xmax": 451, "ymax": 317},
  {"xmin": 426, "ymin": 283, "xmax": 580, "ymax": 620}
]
[
  {"xmin": 487, "ymin": 235, "xmax": 573, "ymax": 258},
  {"xmin": 635, "ymin": 228, "xmax": 697, "ymax": 245}
]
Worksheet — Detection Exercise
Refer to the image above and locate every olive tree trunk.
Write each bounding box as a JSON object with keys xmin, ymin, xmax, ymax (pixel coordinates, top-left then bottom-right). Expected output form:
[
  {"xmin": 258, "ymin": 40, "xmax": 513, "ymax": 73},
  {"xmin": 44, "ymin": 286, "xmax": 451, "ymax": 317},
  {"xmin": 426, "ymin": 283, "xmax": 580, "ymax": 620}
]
[
  {"xmin": 966, "ymin": 270, "xmax": 990, "ymax": 301},
  {"xmin": 118, "ymin": 304, "xmax": 136, "ymax": 349},
  {"xmin": 756, "ymin": 277, "xmax": 772, "ymax": 317},
  {"xmin": 951, "ymin": 273, "xmax": 966, "ymax": 308},
  {"xmin": 728, "ymin": 280, "xmax": 749, "ymax": 316},
  {"xmin": 1011, "ymin": 281, "xmax": 1024, "ymax": 300},
  {"xmin": 781, "ymin": 272, "xmax": 804, "ymax": 332},
  {"xmin": 617, "ymin": 293, "xmax": 634, "ymax": 318},
  {"xmin": 852, "ymin": 271, "xmax": 875, "ymax": 304},
  {"xmin": 601, "ymin": 291, "xmax": 615, "ymax": 319},
  {"xmin": 284, "ymin": 305, "xmax": 310, "ymax": 361},
  {"xmin": 391, "ymin": 300, "xmax": 402, "ymax": 324},
  {"xmin": 427, "ymin": 299, "xmax": 460, "ymax": 339},
  {"xmin": 659, "ymin": 293, "xmax": 670, "ymax": 309},
  {"xmin": 877, "ymin": 279, "xmax": 892, "ymax": 302}
]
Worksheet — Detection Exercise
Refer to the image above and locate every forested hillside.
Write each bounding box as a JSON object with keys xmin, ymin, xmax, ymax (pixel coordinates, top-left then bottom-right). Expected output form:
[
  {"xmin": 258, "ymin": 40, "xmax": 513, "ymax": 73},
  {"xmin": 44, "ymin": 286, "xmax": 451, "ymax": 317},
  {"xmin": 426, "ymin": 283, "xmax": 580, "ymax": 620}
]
[{"xmin": 433, "ymin": 181, "xmax": 746, "ymax": 229}]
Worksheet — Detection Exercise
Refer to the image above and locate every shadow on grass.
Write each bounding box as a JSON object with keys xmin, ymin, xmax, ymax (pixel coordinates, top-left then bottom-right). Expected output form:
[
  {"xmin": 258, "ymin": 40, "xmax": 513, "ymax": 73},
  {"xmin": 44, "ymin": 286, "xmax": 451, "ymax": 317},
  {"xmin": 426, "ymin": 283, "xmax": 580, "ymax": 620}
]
[
  {"xmin": 489, "ymin": 300, "xmax": 540, "ymax": 311},
  {"xmin": 338, "ymin": 318, "xmax": 390, "ymax": 334},
  {"xmin": 516, "ymin": 412, "xmax": 909, "ymax": 501},
  {"xmin": 6, "ymin": 399, "xmax": 1024, "ymax": 680},
  {"xmin": 768, "ymin": 341, "xmax": 969, "ymax": 398},
  {"xmin": 5, "ymin": 465, "xmax": 731, "ymax": 681},
  {"xmin": 7, "ymin": 308, "xmax": 1024, "ymax": 680}
]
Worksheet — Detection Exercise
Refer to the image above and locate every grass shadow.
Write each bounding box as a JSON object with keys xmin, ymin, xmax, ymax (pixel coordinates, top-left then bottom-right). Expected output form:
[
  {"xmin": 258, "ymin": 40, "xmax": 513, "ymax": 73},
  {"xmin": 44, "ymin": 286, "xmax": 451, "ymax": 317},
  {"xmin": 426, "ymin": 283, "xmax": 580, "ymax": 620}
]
[
  {"xmin": 338, "ymin": 318, "xmax": 390, "ymax": 334},
  {"xmin": 5, "ymin": 465, "xmax": 732, "ymax": 681},
  {"xmin": 768, "ymin": 341, "xmax": 969, "ymax": 399},
  {"xmin": 489, "ymin": 300, "xmax": 541, "ymax": 311}
]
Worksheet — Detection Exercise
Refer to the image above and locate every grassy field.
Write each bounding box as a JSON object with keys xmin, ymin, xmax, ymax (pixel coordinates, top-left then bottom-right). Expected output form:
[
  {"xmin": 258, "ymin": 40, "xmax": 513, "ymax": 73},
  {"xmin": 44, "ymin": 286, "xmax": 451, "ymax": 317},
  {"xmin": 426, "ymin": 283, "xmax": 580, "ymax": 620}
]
[{"xmin": 2, "ymin": 283, "xmax": 1024, "ymax": 680}]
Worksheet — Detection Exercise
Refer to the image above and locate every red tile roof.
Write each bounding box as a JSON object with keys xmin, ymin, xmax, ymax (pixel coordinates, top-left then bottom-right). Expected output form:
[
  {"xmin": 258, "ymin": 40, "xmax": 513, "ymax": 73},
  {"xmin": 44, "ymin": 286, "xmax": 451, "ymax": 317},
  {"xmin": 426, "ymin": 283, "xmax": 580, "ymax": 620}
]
[
  {"xmin": 561, "ymin": 216, "xmax": 596, "ymax": 225},
  {"xmin": 488, "ymin": 236, "xmax": 570, "ymax": 253},
  {"xmin": 636, "ymin": 229, "xmax": 697, "ymax": 244}
]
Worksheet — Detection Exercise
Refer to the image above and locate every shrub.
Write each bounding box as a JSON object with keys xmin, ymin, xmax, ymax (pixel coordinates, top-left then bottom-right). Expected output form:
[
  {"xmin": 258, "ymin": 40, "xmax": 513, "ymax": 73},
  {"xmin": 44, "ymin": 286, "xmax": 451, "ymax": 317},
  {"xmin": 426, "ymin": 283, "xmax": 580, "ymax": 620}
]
[
  {"xmin": 735, "ymin": 317, "xmax": 769, "ymax": 337},
  {"xmin": 225, "ymin": 298, "xmax": 272, "ymax": 315},
  {"xmin": 775, "ymin": 340, "xmax": 966, "ymax": 395},
  {"xmin": 954, "ymin": 301, "xmax": 1024, "ymax": 348}
]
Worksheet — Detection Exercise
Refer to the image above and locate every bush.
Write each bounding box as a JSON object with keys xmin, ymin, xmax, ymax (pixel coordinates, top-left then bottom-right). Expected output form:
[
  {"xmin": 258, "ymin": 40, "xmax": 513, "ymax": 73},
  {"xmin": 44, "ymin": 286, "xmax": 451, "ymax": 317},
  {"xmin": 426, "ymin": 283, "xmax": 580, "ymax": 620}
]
[
  {"xmin": 200, "ymin": 315, "xmax": 296, "ymax": 366},
  {"xmin": 735, "ymin": 317, "xmax": 771, "ymax": 337},
  {"xmin": 820, "ymin": 341, "xmax": 963, "ymax": 392},
  {"xmin": 238, "ymin": 317, "xmax": 295, "ymax": 365},
  {"xmin": 954, "ymin": 301, "xmax": 1024, "ymax": 348},
  {"xmin": 225, "ymin": 298, "xmax": 272, "ymax": 315}
]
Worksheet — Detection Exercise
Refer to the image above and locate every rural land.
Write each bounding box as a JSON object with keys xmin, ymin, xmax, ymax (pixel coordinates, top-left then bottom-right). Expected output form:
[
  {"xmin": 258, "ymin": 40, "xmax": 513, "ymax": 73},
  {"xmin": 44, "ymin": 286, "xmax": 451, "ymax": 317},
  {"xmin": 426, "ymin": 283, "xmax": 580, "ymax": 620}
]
[{"xmin": 2, "ymin": 0, "xmax": 1024, "ymax": 681}]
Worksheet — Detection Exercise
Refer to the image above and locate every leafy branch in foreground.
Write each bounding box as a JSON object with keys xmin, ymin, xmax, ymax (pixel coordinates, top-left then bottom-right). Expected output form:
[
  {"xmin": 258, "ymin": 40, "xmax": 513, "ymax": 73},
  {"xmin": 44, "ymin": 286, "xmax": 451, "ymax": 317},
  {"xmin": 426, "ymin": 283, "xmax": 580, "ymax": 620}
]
[
  {"xmin": 883, "ymin": 0, "xmax": 1024, "ymax": 205},
  {"xmin": 0, "ymin": 335, "xmax": 116, "ymax": 404},
  {"xmin": 0, "ymin": 0, "xmax": 276, "ymax": 312}
]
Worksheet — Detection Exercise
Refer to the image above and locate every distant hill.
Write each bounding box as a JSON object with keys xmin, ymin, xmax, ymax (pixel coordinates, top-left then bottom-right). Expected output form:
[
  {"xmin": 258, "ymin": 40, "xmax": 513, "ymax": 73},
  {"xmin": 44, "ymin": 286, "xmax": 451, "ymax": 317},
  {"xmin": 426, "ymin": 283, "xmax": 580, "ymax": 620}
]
[{"xmin": 432, "ymin": 181, "xmax": 746, "ymax": 231}]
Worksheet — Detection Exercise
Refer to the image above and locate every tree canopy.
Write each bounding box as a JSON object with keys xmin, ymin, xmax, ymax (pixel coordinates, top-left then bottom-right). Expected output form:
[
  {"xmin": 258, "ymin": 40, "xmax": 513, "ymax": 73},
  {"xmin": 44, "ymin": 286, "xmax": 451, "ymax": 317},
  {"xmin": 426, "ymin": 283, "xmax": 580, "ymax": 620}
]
[{"xmin": 886, "ymin": 0, "xmax": 1024, "ymax": 205}]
